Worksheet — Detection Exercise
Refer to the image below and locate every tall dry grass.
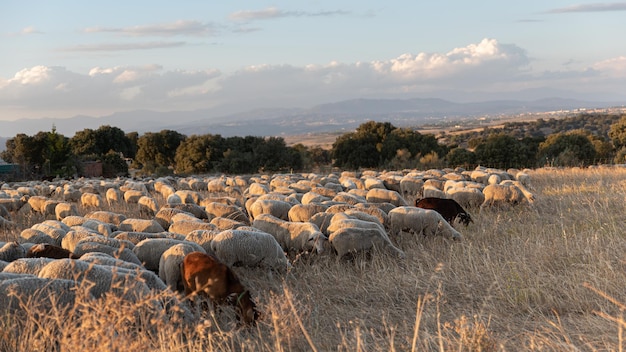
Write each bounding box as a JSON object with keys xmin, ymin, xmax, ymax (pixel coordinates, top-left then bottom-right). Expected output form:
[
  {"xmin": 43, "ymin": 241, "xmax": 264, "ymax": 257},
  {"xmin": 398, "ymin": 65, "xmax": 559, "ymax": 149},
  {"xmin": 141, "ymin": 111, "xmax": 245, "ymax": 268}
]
[{"xmin": 1, "ymin": 166, "xmax": 625, "ymax": 351}]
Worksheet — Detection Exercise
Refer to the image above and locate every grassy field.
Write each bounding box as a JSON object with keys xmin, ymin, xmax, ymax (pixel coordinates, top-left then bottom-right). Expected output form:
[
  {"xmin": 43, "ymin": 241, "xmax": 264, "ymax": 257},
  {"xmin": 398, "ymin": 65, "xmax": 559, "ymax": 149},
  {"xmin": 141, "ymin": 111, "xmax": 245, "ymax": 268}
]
[{"xmin": 2, "ymin": 166, "xmax": 626, "ymax": 351}]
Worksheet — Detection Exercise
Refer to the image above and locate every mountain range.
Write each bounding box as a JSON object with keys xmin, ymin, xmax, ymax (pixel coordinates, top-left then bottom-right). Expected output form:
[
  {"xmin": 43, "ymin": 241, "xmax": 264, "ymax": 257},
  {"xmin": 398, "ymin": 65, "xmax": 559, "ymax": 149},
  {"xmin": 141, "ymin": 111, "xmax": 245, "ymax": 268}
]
[{"xmin": 1, "ymin": 96, "xmax": 624, "ymax": 151}]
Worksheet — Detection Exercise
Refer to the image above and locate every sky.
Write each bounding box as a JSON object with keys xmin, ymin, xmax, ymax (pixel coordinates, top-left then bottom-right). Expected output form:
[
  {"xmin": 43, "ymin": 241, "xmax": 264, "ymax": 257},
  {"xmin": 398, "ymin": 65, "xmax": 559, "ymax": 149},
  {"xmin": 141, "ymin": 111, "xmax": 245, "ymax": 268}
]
[{"xmin": 1, "ymin": 1, "xmax": 626, "ymax": 121}]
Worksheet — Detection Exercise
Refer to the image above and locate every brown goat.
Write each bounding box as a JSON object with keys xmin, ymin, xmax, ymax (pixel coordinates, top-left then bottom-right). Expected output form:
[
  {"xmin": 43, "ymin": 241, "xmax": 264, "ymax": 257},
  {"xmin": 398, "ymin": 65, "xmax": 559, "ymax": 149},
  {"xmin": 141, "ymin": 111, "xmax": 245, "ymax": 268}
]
[
  {"xmin": 26, "ymin": 243, "xmax": 80, "ymax": 259},
  {"xmin": 180, "ymin": 251, "xmax": 259, "ymax": 325}
]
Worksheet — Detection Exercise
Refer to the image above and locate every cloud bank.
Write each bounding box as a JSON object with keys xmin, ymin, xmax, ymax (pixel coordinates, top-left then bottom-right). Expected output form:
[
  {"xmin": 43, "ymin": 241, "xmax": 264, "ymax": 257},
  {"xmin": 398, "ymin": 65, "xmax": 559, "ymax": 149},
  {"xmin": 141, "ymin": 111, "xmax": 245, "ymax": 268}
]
[{"xmin": 0, "ymin": 38, "xmax": 624, "ymax": 120}]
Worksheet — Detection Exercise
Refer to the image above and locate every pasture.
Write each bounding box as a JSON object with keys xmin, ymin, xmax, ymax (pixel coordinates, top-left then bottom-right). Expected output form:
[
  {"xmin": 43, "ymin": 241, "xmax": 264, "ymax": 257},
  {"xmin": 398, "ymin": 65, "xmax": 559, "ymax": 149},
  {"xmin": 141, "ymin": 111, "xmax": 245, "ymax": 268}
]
[{"xmin": 1, "ymin": 166, "xmax": 625, "ymax": 351}]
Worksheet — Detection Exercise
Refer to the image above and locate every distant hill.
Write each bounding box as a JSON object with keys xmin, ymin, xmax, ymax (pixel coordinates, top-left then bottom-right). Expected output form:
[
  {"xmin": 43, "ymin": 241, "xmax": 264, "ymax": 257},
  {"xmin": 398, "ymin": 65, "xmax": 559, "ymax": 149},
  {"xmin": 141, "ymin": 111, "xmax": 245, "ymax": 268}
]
[{"xmin": 0, "ymin": 97, "xmax": 623, "ymax": 144}]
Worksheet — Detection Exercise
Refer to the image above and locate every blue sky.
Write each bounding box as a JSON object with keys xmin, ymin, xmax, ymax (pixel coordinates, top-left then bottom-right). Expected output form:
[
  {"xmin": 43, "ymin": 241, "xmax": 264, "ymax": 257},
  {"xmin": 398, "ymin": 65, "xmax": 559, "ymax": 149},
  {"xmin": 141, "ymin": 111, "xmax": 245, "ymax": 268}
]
[{"xmin": 1, "ymin": 1, "xmax": 626, "ymax": 120}]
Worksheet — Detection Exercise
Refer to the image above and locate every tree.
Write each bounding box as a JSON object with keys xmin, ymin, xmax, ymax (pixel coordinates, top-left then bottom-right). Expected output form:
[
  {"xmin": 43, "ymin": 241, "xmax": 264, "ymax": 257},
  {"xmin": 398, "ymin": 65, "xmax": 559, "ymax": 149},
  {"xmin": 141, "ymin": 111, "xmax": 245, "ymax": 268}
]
[
  {"xmin": 608, "ymin": 114, "xmax": 626, "ymax": 149},
  {"xmin": 537, "ymin": 131, "xmax": 597, "ymax": 166},
  {"xmin": 102, "ymin": 150, "xmax": 129, "ymax": 177},
  {"xmin": 135, "ymin": 130, "xmax": 186, "ymax": 170},
  {"xmin": 445, "ymin": 147, "xmax": 477, "ymax": 168},
  {"xmin": 174, "ymin": 134, "xmax": 225, "ymax": 174},
  {"xmin": 474, "ymin": 133, "xmax": 535, "ymax": 168}
]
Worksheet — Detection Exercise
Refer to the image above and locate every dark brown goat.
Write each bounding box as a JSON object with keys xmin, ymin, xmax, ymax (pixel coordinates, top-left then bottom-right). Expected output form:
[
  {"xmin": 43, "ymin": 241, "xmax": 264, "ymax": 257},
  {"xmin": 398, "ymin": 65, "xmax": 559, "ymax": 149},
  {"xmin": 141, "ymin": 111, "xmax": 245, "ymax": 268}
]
[
  {"xmin": 26, "ymin": 243, "xmax": 80, "ymax": 259},
  {"xmin": 415, "ymin": 197, "xmax": 473, "ymax": 226},
  {"xmin": 180, "ymin": 251, "xmax": 259, "ymax": 325}
]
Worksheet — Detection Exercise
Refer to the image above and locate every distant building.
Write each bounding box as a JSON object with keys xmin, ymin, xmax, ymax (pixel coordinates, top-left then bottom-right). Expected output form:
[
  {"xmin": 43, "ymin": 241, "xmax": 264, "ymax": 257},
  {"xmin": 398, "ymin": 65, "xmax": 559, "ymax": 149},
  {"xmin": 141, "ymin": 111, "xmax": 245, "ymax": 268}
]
[{"xmin": 81, "ymin": 161, "xmax": 103, "ymax": 178}]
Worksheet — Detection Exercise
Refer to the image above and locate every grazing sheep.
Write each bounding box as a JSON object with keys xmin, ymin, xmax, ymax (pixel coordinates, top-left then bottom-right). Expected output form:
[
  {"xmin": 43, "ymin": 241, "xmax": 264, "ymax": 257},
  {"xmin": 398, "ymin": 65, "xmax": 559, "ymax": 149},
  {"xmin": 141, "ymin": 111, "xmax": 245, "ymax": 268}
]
[
  {"xmin": 61, "ymin": 229, "xmax": 101, "ymax": 252},
  {"xmin": 0, "ymin": 215, "xmax": 16, "ymax": 229},
  {"xmin": 81, "ymin": 192, "xmax": 103, "ymax": 208},
  {"xmin": 500, "ymin": 180, "xmax": 536, "ymax": 204},
  {"xmin": 422, "ymin": 185, "xmax": 446, "ymax": 199},
  {"xmin": 329, "ymin": 226, "xmax": 405, "ymax": 259},
  {"xmin": 175, "ymin": 190, "xmax": 203, "ymax": 205},
  {"xmin": 481, "ymin": 183, "xmax": 531, "ymax": 209},
  {"xmin": 77, "ymin": 235, "xmax": 135, "ymax": 251},
  {"xmin": 389, "ymin": 206, "xmax": 462, "ymax": 240},
  {"xmin": 72, "ymin": 241, "xmax": 142, "ymax": 265},
  {"xmin": 252, "ymin": 213, "xmax": 327, "ymax": 254},
  {"xmin": 105, "ymin": 187, "xmax": 123, "ymax": 205},
  {"xmin": 79, "ymin": 252, "xmax": 167, "ymax": 291},
  {"xmin": 365, "ymin": 188, "xmax": 408, "ymax": 207},
  {"xmin": 249, "ymin": 199, "xmax": 293, "ymax": 221},
  {"xmin": 26, "ymin": 243, "xmax": 79, "ymax": 259},
  {"xmin": 159, "ymin": 243, "xmax": 206, "ymax": 291},
  {"xmin": 80, "ymin": 219, "xmax": 114, "ymax": 237},
  {"xmin": 30, "ymin": 223, "xmax": 67, "ymax": 246},
  {"xmin": 168, "ymin": 220, "xmax": 217, "ymax": 236},
  {"xmin": 210, "ymin": 229, "xmax": 290, "ymax": 271},
  {"xmin": 210, "ymin": 217, "xmax": 245, "ymax": 231},
  {"xmin": 400, "ymin": 175, "xmax": 425, "ymax": 198},
  {"xmin": 287, "ymin": 203, "xmax": 327, "ymax": 223},
  {"xmin": 2, "ymin": 257, "xmax": 55, "ymax": 275},
  {"xmin": 0, "ymin": 277, "xmax": 80, "ymax": 316},
  {"xmin": 133, "ymin": 238, "xmax": 205, "ymax": 272},
  {"xmin": 203, "ymin": 202, "xmax": 249, "ymax": 225},
  {"xmin": 86, "ymin": 210, "xmax": 127, "ymax": 225},
  {"xmin": 0, "ymin": 242, "xmax": 26, "ymax": 262},
  {"xmin": 118, "ymin": 218, "xmax": 165, "ymax": 233},
  {"xmin": 55, "ymin": 202, "xmax": 79, "ymax": 220},
  {"xmin": 19, "ymin": 228, "xmax": 58, "ymax": 246},
  {"xmin": 27, "ymin": 196, "xmax": 49, "ymax": 214},
  {"xmin": 309, "ymin": 212, "xmax": 335, "ymax": 235},
  {"xmin": 123, "ymin": 190, "xmax": 145, "ymax": 204},
  {"xmin": 180, "ymin": 251, "xmax": 260, "ymax": 325},
  {"xmin": 38, "ymin": 259, "xmax": 150, "ymax": 302},
  {"xmin": 327, "ymin": 213, "xmax": 387, "ymax": 238},
  {"xmin": 138, "ymin": 195, "xmax": 158, "ymax": 215},
  {"xmin": 445, "ymin": 187, "xmax": 485, "ymax": 209},
  {"xmin": 184, "ymin": 230, "xmax": 220, "ymax": 255},
  {"xmin": 113, "ymin": 231, "xmax": 185, "ymax": 245}
]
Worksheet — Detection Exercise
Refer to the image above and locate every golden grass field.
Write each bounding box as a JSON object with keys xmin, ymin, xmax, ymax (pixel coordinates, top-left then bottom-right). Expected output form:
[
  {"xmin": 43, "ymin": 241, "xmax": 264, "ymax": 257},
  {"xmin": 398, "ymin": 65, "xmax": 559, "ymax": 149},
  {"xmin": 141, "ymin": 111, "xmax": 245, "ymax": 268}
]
[{"xmin": 1, "ymin": 166, "xmax": 626, "ymax": 351}]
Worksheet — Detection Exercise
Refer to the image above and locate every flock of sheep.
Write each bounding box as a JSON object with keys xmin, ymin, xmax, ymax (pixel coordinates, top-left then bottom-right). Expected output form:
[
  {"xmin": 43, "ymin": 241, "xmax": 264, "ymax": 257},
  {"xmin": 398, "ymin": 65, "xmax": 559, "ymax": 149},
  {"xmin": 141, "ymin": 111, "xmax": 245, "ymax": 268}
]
[{"xmin": 0, "ymin": 165, "xmax": 535, "ymax": 324}]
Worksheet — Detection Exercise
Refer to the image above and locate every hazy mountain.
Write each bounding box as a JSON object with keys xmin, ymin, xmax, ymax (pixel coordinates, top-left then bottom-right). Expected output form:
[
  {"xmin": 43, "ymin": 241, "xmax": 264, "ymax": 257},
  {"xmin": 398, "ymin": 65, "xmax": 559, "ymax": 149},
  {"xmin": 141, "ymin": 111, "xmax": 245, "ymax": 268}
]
[{"xmin": 0, "ymin": 97, "xmax": 623, "ymax": 147}]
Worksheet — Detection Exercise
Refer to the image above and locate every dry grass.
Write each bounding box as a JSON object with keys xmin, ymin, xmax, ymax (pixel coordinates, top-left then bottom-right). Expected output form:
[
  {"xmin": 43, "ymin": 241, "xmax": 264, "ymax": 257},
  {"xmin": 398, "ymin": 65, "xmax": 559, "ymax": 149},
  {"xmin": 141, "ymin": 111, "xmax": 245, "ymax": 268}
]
[{"xmin": 2, "ymin": 166, "xmax": 626, "ymax": 351}]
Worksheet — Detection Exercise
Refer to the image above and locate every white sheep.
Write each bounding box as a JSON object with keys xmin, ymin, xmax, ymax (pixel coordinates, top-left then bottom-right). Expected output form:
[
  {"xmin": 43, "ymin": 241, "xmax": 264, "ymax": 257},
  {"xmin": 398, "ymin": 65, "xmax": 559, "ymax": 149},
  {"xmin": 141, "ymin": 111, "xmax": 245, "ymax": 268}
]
[
  {"xmin": 61, "ymin": 229, "xmax": 100, "ymax": 252},
  {"xmin": 210, "ymin": 229, "xmax": 290, "ymax": 271},
  {"xmin": 158, "ymin": 243, "xmax": 206, "ymax": 291},
  {"xmin": 481, "ymin": 183, "xmax": 532, "ymax": 209},
  {"xmin": 55, "ymin": 202, "xmax": 79, "ymax": 220},
  {"xmin": 85, "ymin": 210, "xmax": 127, "ymax": 226},
  {"xmin": 123, "ymin": 189, "xmax": 146, "ymax": 204},
  {"xmin": 184, "ymin": 229, "xmax": 220, "ymax": 255},
  {"xmin": 113, "ymin": 231, "xmax": 185, "ymax": 245},
  {"xmin": 326, "ymin": 213, "xmax": 387, "ymax": 237},
  {"xmin": 30, "ymin": 222, "xmax": 67, "ymax": 245},
  {"xmin": 2, "ymin": 257, "xmax": 55, "ymax": 275},
  {"xmin": 252, "ymin": 213, "xmax": 327, "ymax": 254},
  {"xmin": 0, "ymin": 242, "xmax": 26, "ymax": 262},
  {"xmin": 118, "ymin": 218, "xmax": 165, "ymax": 233},
  {"xmin": 388, "ymin": 206, "xmax": 462, "ymax": 240},
  {"xmin": 38, "ymin": 259, "xmax": 150, "ymax": 302},
  {"xmin": 168, "ymin": 219, "xmax": 217, "ymax": 236},
  {"xmin": 73, "ymin": 241, "xmax": 142, "ymax": 265},
  {"xmin": 105, "ymin": 187, "xmax": 123, "ymax": 205},
  {"xmin": 203, "ymin": 202, "xmax": 249, "ymax": 224},
  {"xmin": 79, "ymin": 252, "xmax": 167, "ymax": 291},
  {"xmin": 81, "ymin": 192, "xmax": 103, "ymax": 208},
  {"xmin": 138, "ymin": 195, "xmax": 159, "ymax": 215},
  {"xmin": 445, "ymin": 187, "xmax": 485, "ymax": 209},
  {"xmin": 210, "ymin": 216, "xmax": 245, "ymax": 231},
  {"xmin": 329, "ymin": 226, "xmax": 405, "ymax": 259},
  {"xmin": 287, "ymin": 203, "xmax": 327, "ymax": 223},
  {"xmin": 0, "ymin": 277, "xmax": 81, "ymax": 316},
  {"xmin": 249, "ymin": 198, "xmax": 293, "ymax": 221},
  {"xmin": 132, "ymin": 238, "xmax": 204, "ymax": 272}
]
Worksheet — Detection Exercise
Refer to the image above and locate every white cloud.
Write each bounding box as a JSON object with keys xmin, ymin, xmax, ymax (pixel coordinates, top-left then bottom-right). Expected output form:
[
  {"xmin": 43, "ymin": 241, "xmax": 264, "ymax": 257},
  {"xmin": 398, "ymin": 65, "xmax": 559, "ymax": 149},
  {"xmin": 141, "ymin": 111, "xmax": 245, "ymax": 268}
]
[
  {"xmin": 229, "ymin": 7, "xmax": 349, "ymax": 21},
  {"xmin": 21, "ymin": 26, "xmax": 43, "ymax": 35},
  {"xmin": 593, "ymin": 56, "xmax": 626, "ymax": 76},
  {"xmin": 84, "ymin": 20, "xmax": 216, "ymax": 37},
  {"xmin": 546, "ymin": 3, "xmax": 626, "ymax": 13},
  {"xmin": 60, "ymin": 41, "xmax": 187, "ymax": 52},
  {"xmin": 1, "ymin": 38, "xmax": 624, "ymax": 120}
]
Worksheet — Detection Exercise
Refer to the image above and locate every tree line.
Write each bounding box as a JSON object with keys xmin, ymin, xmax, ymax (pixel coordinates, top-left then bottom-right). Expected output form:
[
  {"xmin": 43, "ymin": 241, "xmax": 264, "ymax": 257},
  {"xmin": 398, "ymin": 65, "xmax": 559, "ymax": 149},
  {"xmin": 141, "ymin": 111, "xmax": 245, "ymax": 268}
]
[{"xmin": 2, "ymin": 112, "xmax": 626, "ymax": 180}]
